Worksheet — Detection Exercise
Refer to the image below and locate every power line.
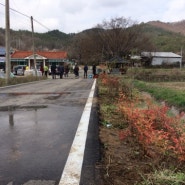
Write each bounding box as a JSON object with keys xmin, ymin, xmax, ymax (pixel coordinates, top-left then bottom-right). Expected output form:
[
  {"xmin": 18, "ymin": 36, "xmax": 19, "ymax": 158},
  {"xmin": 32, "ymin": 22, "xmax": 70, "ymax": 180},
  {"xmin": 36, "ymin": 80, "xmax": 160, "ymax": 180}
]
[
  {"xmin": 32, "ymin": 18, "xmax": 51, "ymax": 31},
  {"xmin": 0, "ymin": 2, "xmax": 50, "ymax": 31}
]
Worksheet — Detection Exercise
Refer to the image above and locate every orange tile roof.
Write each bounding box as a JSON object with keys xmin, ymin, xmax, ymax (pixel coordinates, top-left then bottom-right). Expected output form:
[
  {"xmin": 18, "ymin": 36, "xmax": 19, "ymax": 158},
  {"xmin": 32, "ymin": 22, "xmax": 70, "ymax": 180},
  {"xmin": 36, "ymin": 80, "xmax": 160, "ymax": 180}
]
[{"xmin": 11, "ymin": 51, "xmax": 67, "ymax": 59}]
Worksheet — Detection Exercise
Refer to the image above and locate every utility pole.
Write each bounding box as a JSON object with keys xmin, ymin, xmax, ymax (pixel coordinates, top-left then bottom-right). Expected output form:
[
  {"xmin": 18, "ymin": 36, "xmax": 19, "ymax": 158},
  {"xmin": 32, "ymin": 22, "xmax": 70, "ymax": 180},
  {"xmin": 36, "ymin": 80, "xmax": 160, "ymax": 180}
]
[
  {"xmin": 31, "ymin": 16, "xmax": 37, "ymax": 76},
  {"xmin": 5, "ymin": 0, "xmax": 10, "ymax": 84}
]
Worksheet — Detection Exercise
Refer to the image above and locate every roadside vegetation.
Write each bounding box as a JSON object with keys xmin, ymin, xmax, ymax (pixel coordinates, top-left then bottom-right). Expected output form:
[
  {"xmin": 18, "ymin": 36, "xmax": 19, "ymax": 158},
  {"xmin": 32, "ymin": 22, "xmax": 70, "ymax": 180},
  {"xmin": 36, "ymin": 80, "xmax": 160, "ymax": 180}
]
[
  {"xmin": 0, "ymin": 75, "xmax": 47, "ymax": 87},
  {"xmin": 98, "ymin": 68, "xmax": 185, "ymax": 185}
]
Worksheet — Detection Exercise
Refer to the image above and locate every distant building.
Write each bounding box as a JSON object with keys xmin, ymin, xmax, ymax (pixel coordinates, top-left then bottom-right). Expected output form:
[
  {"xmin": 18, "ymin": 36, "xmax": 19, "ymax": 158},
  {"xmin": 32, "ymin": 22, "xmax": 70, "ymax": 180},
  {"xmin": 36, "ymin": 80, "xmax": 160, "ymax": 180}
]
[
  {"xmin": 11, "ymin": 50, "xmax": 69, "ymax": 69},
  {"xmin": 141, "ymin": 52, "xmax": 182, "ymax": 66}
]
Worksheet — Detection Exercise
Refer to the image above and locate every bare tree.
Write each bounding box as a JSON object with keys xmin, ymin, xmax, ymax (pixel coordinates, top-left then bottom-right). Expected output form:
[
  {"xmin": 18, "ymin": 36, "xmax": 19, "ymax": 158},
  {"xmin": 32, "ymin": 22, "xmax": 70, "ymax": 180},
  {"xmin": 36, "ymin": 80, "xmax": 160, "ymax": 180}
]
[
  {"xmin": 69, "ymin": 30, "xmax": 103, "ymax": 65},
  {"xmin": 69, "ymin": 17, "xmax": 154, "ymax": 65},
  {"xmin": 95, "ymin": 17, "xmax": 154, "ymax": 60}
]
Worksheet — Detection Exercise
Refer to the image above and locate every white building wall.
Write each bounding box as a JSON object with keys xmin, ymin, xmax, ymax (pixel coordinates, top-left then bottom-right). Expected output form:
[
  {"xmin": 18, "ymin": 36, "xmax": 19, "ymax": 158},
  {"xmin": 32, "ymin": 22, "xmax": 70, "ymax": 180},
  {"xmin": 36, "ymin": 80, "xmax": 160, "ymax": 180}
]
[{"xmin": 152, "ymin": 57, "xmax": 181, "ymax": 65}]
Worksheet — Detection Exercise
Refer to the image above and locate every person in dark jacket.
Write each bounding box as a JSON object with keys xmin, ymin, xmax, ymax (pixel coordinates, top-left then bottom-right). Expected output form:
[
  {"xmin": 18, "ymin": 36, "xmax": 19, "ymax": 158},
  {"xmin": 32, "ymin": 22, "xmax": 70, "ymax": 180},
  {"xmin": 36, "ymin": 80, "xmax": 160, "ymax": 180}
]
[
  {"xmin": 64, "ymin": 65, "xmax": 69, "ymax": 78},
  {"xmin": 58, "ymin": 64, "xmax": 64, "ymax": 79},
  {"xmin": 74, "ymin": 64, "xmax": 79, "ymax": 78},
  {"xmin": 84, "ymin": 64, "xmax": 88, "ymax": 78},
  {"xmin": 92, "ymin": 64, "xmax": 96, "ymax": 77},
  {"xmin": 51, "ymin": 64, "xmax": 56, "ymax": 79}
]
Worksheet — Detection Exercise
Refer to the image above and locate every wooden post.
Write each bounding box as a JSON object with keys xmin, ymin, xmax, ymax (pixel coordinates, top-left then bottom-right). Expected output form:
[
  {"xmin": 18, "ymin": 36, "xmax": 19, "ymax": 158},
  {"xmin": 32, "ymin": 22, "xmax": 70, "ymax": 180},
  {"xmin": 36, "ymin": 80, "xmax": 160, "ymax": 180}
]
[
  {"xmin": 31, "ymin": 16, "xmax": 37, "ymax": 76},
  {"xmin": 5, "ymin": 0, "xmax": 10, "ymax": 84}
]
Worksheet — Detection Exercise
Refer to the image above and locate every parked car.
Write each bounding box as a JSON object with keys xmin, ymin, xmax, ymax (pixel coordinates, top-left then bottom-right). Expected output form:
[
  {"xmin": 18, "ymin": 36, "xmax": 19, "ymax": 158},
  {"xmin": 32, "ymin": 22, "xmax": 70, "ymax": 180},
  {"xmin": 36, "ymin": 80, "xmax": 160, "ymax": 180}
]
[{"xmin": 13, "ymin": 65, "xmax": 26, "ymax": 75}]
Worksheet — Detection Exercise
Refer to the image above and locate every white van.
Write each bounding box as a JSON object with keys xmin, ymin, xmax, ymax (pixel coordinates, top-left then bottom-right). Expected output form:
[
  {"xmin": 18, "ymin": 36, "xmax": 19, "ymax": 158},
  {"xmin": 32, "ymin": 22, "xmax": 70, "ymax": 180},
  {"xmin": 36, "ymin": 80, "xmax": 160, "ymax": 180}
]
[{"xmin": 13, "ymin": 65, "xmax": 26, "ymax": 75}]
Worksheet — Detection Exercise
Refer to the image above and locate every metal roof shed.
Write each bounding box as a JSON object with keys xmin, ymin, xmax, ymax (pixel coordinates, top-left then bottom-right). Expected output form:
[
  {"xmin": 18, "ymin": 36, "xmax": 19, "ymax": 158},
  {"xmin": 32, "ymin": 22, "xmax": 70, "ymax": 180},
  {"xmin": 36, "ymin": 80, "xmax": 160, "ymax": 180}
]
[{"xmin": 141, "ymin": 52, "xmax": 182, "ymax": 66}]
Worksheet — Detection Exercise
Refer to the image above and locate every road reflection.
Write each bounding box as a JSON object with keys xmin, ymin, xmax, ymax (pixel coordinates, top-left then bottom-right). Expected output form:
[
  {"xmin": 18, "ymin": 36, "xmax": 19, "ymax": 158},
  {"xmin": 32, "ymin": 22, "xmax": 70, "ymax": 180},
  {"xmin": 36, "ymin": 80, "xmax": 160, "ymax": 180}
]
[
  {"xmin": 8, "ymin": 106, "xmax": 14, "ymax": 127},
  {"xmin": 7, "ymin": 105, "xmax": 47, "ymax": 127}
]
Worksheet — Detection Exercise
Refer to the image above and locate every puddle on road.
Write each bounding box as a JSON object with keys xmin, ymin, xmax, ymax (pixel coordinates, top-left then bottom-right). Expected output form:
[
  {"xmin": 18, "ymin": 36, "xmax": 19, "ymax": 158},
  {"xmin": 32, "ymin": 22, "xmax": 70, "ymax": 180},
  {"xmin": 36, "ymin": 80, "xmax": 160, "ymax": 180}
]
[
  {"xmin": 0, "ymin": 92, "xmax": 71, "ymax": 101},
  {"xmin": 0, "ymin": 103, "xmax": 76, "ymax": 184},
  {"xmin": 45, "ymin": 94, "xmax": 61, "ymax": 100},
  {"xmin": 0, "ymin": 92, "xmax": 70, "ymax": 96},
  {"xmin": 0, "ymin": 105, "xmax": 47, "ymax": 111},
  {"xmin": 0, "ymin": 105, "xmax": 48, "ymax": 126}
]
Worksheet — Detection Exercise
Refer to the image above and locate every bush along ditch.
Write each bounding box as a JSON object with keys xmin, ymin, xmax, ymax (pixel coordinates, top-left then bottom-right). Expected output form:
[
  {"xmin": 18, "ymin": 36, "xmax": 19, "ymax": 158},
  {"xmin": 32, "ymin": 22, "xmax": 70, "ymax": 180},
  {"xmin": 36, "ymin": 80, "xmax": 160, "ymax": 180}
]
[{"xmin": 98, "ymin": 73, "xmax": 185, "ymax": 185}]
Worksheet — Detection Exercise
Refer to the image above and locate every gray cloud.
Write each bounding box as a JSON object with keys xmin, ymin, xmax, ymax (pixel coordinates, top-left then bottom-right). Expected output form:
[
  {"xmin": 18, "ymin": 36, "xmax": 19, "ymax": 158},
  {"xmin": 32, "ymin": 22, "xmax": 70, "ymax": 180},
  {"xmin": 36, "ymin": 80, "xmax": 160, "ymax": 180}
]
[{"xmin": 0, "ymin": 0, "xmax": 184, "ymax": 33}]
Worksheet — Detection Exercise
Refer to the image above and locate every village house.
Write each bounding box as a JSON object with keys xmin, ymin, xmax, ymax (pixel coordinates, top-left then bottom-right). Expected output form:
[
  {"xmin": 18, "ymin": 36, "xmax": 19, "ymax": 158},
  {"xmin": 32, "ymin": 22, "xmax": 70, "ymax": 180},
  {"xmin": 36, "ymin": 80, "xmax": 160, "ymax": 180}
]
[
  {"xmin": 141, "ymin": 52, "xmax": 182, "ymax": 66},
  {"xmin": 10, "ymin": 50, "xmax": 69, "ymax": 70},
  {"xmin": 0, "ymin": 48, "xmax": 70, "ymax": 72}
]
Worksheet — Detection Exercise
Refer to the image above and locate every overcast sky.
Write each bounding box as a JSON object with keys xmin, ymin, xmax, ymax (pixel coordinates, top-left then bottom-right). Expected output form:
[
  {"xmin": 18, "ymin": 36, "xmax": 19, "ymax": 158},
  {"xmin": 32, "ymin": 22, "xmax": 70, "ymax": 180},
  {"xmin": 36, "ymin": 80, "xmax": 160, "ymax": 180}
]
[{"xmin": 0, "ymin": 0, "xmax": 185, "ymax": 33}]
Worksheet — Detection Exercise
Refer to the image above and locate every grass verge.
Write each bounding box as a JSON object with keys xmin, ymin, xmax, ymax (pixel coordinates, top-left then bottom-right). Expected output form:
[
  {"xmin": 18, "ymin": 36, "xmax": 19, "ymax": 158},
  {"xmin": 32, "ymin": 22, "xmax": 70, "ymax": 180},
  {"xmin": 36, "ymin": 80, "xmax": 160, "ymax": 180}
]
[{"xmin": 0, "ymin": 76, "xmax": 47, "ymax": 87}]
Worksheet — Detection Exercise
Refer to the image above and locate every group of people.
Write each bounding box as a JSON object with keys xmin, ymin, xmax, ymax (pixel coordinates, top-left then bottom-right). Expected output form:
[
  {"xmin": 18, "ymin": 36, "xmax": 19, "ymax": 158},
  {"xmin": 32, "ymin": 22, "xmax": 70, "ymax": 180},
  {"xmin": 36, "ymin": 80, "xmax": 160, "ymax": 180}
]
[
  {"xmin": 74, "ymin": 63, "xmax": 96, "ymax": 79},
  {"xmin": 40, "ymin": 64, "xmax": 70, "ymax": 79},
  {"xmin": 50, "ymin": 64, "xmax": 70, "ymax": 79},
  {"xmin": 40, "ymin": 63, "xmax": 97, "ymax": 79}
]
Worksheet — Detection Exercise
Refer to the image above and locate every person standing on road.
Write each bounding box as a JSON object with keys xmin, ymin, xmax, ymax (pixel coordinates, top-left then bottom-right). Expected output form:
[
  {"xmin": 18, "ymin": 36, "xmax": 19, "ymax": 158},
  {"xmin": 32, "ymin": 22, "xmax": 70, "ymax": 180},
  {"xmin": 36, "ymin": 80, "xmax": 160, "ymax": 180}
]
[
  {"xmin": 58, "ymin": 64, "xmax": 64, "ymax": 79},
  {"xmin": 74, "ymin": 64, "xmax": 79, "ymax": 78},
  {"xmin": 84, "ymin": 64, "xmax": 88, "ymax": 78},
  {"xmin": 44, "ymin": 65, "xmax": 48, "ymax": 77},
  {"xmin": 40, "ymin": 65, "xmax": 44, "ymax": 76},
  {"xmin": 51, "ymin": 64, "xmax": 56, "ymax": 79},
  {"xmin": 64, "ymin": 65, "xmax": 69, "ymax": 78},
  {"xmin": 92, "ymin": 64, "xmax": 96, "ymax": 77}
]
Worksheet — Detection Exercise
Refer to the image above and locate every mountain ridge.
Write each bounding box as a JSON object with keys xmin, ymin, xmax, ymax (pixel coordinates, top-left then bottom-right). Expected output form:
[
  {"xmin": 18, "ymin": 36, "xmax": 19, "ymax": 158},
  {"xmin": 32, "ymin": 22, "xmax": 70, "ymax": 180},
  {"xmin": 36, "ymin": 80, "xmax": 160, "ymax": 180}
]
[{"xmin": 147, "ymin": 20, "xmax": 185, "ymax": 35}]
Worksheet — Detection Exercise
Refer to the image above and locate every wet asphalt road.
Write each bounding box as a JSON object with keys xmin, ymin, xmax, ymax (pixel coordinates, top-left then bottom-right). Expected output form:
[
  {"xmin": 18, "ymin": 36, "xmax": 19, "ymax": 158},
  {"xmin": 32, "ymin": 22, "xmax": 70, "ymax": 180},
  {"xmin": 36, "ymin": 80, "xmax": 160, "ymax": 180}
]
[{"xmin": 0, "ymin": 75, "xmax": 99, "ymax": 185}]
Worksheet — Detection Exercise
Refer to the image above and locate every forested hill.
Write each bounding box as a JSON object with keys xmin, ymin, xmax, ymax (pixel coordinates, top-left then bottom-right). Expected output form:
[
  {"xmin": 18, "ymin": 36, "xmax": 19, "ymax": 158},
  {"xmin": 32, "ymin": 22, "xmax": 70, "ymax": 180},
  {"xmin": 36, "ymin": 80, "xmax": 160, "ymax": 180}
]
[
  {"xmin": 141, "ymin": 23, "xmax": 185, "ymax": 52},
  {"xmin": 0, "ymin": 28, "xmax": 74, "ymax": 51},
  {"xmin": 147, "ymin": 20, "xmax": 185, "ymax": 36}
]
